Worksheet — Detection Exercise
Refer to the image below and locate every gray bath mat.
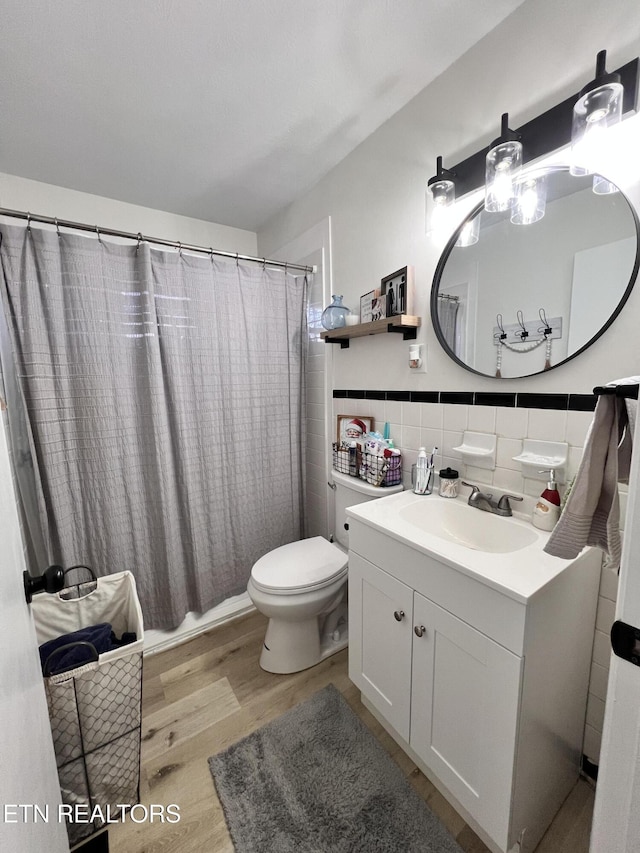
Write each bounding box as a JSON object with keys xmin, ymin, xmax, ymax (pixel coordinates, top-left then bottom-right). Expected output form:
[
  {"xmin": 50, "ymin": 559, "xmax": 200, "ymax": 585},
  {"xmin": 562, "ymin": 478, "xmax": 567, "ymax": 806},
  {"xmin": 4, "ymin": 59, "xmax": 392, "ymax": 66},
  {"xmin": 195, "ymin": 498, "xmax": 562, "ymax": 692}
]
[{"xmin": 208, "ymin": 683, "xmax": 464, "ymax": 852}]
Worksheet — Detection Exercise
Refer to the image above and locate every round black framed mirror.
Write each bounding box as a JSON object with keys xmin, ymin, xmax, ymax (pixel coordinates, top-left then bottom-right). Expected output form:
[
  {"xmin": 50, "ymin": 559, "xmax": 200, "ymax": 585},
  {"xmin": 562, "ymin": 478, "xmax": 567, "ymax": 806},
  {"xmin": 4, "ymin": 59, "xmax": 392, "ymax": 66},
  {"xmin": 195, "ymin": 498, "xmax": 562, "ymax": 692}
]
[{"xmin": 431, "ymin": 166, "xmax": 640, "ymax": 378}]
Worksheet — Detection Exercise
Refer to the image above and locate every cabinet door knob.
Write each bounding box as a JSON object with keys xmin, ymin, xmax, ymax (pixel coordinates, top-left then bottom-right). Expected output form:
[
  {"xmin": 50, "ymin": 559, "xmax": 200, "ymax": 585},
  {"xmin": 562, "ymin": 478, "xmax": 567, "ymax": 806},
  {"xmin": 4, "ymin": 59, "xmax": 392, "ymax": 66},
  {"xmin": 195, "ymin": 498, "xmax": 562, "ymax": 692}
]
[
  {"xmin": 393, "ymin": 610, "xmax": 405, "ymax": 622},
  {"xmin": 414, "ymin": 625, "xmax": 426, "ymax": 637}
]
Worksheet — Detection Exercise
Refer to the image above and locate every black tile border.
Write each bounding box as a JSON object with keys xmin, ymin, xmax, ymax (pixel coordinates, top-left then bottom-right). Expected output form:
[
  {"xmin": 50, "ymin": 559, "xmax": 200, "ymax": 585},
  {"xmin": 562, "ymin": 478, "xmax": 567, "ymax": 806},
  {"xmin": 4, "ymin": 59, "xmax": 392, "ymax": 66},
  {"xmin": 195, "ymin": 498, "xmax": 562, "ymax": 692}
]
[
  {"xmin": 332, "ymin": 389, "xmax": 598, "ymax": 412},
  {"xmin": 410, "ymin": 391, "xmax": 439, "ymax": 403},
  {"xmin": 516, "ymin": 393, "xmax": 569, "ymax": 410},
  {"xmin": 439, "ymin": 391, "xmax": 474, "ymax": 405},
  {"xmin": 569, "ymin": 394, "xmax": 598, "ymax": 412},
  {"xmin": 474, "ymin": 392, "xmax": 516, "ymax": 408}
]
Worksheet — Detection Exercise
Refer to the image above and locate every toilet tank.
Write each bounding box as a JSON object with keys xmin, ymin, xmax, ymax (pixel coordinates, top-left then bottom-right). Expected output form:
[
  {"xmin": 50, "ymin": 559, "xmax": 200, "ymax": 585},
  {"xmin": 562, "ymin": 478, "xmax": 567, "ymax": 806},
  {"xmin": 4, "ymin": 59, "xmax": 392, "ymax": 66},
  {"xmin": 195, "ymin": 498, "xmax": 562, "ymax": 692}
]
[{"xmin": 332, "ymin": 470, "xmax": 403, "ymax": 549}]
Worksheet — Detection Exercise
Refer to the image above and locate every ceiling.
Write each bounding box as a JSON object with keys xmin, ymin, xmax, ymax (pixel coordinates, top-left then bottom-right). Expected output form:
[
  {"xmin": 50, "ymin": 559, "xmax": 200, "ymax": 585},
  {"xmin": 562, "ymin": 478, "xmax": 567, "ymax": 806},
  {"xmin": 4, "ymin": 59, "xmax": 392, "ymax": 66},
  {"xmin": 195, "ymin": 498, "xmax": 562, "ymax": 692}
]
[{"xmin": 0, "ymin": 0, "xmax": 524, "ymax": 232}]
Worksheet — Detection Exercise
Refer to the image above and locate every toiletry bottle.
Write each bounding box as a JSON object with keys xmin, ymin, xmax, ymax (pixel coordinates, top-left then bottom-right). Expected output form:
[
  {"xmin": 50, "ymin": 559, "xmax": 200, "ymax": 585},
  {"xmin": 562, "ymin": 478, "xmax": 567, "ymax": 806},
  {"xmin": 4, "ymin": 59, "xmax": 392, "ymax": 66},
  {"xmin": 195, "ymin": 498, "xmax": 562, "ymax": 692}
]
[
  {"xmin": 532, "ymin": 469, "xmax": 561, "ymax": 531},
  {"xmin": 413, "ymin": 447, "xmax": 432, "ymax": 495},
  {"xmin": 348, "ymin": 441, "xmax": 358, "ymax": 476}
]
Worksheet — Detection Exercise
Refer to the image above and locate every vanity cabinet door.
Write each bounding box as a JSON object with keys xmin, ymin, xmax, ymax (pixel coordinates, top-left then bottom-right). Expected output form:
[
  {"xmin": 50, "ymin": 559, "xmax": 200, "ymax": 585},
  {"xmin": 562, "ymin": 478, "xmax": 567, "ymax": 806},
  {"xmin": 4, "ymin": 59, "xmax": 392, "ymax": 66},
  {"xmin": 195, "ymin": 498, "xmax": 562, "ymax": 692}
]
[
  {"xmin": 410, "ymin": 592, "xmax": 523, "ymax": 850},
  {"xmin": 348, "ymin": 552, "xmax": 413, "ymax": 740}
]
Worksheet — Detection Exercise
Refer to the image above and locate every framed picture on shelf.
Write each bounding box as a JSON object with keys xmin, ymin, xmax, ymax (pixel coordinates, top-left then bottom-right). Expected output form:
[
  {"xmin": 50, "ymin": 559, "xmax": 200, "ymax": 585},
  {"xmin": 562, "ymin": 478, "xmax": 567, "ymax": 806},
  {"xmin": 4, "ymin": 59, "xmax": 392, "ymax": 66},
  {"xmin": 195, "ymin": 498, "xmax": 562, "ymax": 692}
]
[
  {"xmin": 359, "ymin": 289, "xmax": 379, "ymax": 323},
  {"xmin": 380, "ymin": 265, "xmax": 414, "ymax": 316},
  {"xmin": 336, "ymin": 414, "xmax": 374, "ymax": 445},
  {"xmin": 370, "ymin": 296, "xmax": 386, "ymax": 322}
]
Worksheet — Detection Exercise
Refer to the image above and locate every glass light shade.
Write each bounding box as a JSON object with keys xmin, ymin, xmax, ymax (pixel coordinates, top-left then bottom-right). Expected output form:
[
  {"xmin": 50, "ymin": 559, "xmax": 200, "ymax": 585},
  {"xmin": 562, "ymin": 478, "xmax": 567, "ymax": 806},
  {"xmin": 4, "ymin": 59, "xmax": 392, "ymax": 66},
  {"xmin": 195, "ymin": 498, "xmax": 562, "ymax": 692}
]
[
  {"xmin": 455, "ymin": 215, "xmax": 480, "ymax": 246},
  {"xmin": 592, "ymin": 174, "xmax": 619, "ymax": 195},
  {"xmin": 511, "ymin": 175, "xmax": 547, "ymax": 225},
  {"xmin": 426, "ymin": 179, "xmax": 455, "ymax": 236},
  {"xmin": 485, "ymin": 140, "xmax": 523, "ymax": 212},
  {"xmin": 570, "ymin": 81, "xmax": 623, "ymax": 176},
  {"xmin": 429, "ymin": 179, "xmax": 455, "ymax": 207}
]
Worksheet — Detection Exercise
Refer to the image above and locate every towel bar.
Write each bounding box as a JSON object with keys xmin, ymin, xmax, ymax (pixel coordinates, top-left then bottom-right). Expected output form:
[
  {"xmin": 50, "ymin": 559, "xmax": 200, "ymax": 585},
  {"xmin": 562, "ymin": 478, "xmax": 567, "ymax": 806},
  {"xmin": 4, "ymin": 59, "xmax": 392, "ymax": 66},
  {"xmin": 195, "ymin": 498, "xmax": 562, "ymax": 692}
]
[{"xmin": 593, "ymin": 384, "xmax": 639, "ymax": 400}]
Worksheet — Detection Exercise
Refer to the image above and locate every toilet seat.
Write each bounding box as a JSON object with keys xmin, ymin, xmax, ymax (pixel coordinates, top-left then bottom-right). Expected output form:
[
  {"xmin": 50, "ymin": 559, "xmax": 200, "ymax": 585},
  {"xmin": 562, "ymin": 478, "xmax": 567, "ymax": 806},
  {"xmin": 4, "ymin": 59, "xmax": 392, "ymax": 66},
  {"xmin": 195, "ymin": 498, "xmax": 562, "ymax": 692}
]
[{"xmin": 251, "ymin": 536, "xmax": 348, "ymax": 595}]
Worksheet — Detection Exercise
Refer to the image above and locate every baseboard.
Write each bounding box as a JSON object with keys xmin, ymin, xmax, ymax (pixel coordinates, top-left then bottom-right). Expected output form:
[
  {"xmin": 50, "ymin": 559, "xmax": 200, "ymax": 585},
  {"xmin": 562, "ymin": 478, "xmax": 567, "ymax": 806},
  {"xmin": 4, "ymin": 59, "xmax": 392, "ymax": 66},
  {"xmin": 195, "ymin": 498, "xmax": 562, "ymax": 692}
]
[{"xmin": 143, "ymin": 593, "xmax": 255, "ymax": 656}]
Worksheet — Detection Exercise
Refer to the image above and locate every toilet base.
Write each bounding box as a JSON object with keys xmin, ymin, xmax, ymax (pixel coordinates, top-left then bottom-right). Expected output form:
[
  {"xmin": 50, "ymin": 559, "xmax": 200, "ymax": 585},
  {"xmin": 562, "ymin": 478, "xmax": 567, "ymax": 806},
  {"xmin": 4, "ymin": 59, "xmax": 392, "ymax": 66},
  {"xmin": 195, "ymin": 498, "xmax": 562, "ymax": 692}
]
[{"xmin": 259, "ymin": 615, "xmax": 349, "ymax": 674}]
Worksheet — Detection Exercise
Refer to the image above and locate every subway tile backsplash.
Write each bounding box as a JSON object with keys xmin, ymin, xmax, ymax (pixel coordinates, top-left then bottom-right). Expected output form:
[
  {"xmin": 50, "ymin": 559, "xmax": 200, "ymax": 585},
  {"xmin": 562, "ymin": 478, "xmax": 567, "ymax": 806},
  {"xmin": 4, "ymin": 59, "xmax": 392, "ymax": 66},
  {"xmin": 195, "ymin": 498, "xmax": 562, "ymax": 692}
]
[{"xmin": 334, "ymin": 389, "xmax": 595, "ymax": 526}]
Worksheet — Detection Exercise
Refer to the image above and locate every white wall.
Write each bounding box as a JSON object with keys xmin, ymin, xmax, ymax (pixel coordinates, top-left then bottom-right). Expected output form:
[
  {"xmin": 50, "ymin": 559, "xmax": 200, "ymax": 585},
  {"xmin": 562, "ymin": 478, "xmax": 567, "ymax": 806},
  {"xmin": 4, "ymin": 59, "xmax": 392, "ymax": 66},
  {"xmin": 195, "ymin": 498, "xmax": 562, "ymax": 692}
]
[
  {"xmin": 257, "ymin": 0, "xmax": 640, "ymax": 394},
  {"xmin": 0, "ymin": 171, "xmax": 257, "ymax": 255}
]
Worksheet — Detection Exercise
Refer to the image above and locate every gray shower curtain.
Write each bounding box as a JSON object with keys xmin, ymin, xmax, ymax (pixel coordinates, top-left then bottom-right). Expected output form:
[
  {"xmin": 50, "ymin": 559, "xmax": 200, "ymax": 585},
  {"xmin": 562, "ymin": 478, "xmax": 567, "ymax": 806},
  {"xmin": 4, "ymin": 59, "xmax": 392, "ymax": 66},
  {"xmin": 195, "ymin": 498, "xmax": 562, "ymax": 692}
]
[{"xmin": 0, "ymin": 224, "xmax": 307, "ymax": 629}]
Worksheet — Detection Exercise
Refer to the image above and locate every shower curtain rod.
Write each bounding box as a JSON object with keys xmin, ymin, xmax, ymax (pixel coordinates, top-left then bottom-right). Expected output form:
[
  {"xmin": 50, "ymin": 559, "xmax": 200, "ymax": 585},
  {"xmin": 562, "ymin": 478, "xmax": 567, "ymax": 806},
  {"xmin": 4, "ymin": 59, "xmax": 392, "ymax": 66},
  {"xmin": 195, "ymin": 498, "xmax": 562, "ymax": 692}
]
[{"xmin": 0, "ymin": 206, "xmax": 315, "ymax": 274}]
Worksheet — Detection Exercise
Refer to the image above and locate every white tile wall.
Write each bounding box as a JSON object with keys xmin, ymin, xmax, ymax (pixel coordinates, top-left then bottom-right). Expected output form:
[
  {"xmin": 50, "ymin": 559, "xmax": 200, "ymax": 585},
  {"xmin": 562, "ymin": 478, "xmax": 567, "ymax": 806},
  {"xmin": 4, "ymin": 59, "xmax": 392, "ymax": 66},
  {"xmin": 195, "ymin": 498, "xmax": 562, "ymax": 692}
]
[
  {"xmin": 331, "ymin": 396, "xmax": 619, "ymax": 765},
  {"xmin": 305, "ymin": 278, "xmax": 328, "ymax": 539}
]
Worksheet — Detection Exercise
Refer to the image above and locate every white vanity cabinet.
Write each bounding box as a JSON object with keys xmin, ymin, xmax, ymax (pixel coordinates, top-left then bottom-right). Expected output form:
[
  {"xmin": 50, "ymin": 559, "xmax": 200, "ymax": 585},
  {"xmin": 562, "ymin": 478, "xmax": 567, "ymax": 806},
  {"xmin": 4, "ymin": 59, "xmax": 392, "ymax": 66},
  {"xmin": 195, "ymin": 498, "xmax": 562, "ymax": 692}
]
[{"xmin": 347, "ymin": 511, "xmax": 601, "ymax": 853}]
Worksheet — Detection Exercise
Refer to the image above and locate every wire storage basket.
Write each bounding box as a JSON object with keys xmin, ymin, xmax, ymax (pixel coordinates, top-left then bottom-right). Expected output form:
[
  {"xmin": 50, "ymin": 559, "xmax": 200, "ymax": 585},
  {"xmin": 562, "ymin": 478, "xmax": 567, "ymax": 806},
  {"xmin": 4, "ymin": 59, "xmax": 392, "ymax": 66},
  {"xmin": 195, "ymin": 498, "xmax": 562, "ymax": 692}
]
[
  {"xmin": 362, "ymin": 450, "xmax": 402, "ymax": 487},
  {"xmin": 32, "ymin": 566, "xmax": 144, "ymax": 846},
  {"xmin": 332, "ymin": 443, "xmax": 402, "ymax": 487}
]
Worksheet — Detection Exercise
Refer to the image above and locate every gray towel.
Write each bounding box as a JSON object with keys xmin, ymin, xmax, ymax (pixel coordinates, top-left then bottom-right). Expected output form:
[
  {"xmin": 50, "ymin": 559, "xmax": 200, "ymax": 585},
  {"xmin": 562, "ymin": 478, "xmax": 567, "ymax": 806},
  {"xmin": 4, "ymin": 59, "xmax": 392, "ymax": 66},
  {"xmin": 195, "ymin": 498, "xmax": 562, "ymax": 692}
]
[{"xmin": 544, "ymin": 380, "xmax": 637, "ymax": 566}]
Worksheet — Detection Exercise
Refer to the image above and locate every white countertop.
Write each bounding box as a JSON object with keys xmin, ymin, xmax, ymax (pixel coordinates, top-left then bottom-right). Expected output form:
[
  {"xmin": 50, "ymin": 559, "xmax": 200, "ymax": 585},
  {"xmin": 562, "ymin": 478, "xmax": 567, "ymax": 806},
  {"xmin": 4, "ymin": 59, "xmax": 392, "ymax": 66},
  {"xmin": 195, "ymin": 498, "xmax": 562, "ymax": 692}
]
[{"xmin": 346, "ymin": 490, "xmax": 581, "ymax": 604}]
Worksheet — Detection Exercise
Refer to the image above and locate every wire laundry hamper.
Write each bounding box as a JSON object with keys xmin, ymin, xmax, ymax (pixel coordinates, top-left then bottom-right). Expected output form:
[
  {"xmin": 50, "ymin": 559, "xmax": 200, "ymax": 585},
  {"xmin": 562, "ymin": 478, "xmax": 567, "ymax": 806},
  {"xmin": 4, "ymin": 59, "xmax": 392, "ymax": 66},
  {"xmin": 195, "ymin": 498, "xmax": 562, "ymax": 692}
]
[{"xmin": 32, "ymin": 566, "xmax": 144, "ymax": 846}]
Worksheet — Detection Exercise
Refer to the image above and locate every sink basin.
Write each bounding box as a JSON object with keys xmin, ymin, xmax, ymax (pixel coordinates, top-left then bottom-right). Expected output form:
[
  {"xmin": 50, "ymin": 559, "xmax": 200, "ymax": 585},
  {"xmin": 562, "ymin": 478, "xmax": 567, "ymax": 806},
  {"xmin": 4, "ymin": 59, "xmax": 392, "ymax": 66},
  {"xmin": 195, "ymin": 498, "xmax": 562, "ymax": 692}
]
[{"xmin": 399, "ymin": 499, "xmax": 538, "ymax": 554}]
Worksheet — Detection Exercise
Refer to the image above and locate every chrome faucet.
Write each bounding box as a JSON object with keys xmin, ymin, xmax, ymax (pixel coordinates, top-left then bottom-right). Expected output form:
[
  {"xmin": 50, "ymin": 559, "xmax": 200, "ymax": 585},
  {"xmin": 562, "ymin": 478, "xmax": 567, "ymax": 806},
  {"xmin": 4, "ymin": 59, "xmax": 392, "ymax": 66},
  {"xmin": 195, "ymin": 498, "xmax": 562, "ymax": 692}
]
[{"xmin": 461, "ymin": 482, "xmax": 523, "ymax": 517}]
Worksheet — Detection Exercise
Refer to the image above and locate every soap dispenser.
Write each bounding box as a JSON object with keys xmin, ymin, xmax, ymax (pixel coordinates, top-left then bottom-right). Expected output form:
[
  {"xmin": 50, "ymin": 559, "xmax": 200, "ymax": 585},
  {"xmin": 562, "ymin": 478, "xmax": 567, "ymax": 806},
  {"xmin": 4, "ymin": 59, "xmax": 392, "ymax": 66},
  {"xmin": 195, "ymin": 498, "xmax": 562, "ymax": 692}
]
[{"xmin": 532, "ymin": 469, "xmax": 561, "ymax": 531}]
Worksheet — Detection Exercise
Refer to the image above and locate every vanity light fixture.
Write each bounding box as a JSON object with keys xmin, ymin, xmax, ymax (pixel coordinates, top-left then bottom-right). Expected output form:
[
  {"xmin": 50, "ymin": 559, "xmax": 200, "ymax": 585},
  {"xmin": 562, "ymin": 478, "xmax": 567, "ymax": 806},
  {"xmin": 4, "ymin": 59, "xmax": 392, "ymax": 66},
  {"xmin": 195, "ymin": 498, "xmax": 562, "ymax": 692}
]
[
  {"xmin": 511, "ymin": 173, "xmax": 547, "ymax": 225},
  {"xmin": 484, "ymin": 113, "xmax": 522, "ymax": 213},
  {"xmin": 455, "ymin": 215, "xmax": 480, "ymax": 246},
  {"xmin": 426, "ymin": 156, "xmax": 456, "ymax": 235},
  {"xmin": 437, "ymin": 52, "xmax": 638, "ymax": 204},
  {"xmin": 571, "ymin": 50, "xmax": 623, "ymax": 177},
  {"xmin": 592, "ymin": 174, "xmax": 619, "ymax": 195}
]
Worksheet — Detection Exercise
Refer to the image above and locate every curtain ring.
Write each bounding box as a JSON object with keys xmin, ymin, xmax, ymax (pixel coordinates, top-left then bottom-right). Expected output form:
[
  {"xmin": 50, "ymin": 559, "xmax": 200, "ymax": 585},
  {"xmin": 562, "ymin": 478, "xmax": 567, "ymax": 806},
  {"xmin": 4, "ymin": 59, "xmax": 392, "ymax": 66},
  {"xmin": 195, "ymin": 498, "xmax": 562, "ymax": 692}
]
[
  {"xmin": 136, "ymin": 232, "xmax": 143, "ymax": 255},
  {"xmin": 95, "ymin": 225, "xmax": 102, "ymax": 244},
  {"xmin": 54, "ymin": 218, "xmax": 61, "ymax": 239},
  {"xmin": 26, "ymin": 212, "xmax": 32, "ymax": 232},
  {"xmin": 235, "ymin": 252, "xmax": 239, "ymax": 267},
  {"xmin": 262, "ymin": 257, "xmax": 266, "ymax": 271},
  {"xmin": 284, "ymin": 262, "xmax": 288, "ymax": 275},
  {"xmin": 177, "ymin": 241, "xmax": 182, "ymax": 257}
]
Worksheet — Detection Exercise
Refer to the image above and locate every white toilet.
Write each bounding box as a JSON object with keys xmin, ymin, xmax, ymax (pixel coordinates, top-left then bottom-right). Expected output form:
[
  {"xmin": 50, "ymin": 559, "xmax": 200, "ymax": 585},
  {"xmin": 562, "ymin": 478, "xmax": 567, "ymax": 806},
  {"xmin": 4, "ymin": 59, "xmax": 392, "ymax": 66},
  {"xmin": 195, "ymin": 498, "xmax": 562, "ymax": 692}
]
[{"xmin": 247, "ymin": 470, "xmax": 403, "ymax": 674}]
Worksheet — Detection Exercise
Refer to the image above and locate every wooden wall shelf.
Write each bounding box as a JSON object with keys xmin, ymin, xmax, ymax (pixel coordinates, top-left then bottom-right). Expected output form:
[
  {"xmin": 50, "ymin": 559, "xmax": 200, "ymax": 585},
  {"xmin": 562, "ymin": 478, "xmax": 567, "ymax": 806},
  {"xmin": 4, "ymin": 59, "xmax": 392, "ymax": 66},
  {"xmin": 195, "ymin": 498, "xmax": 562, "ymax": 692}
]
[{"xmin": 320, "ymin": 315, "xmax": 421, "ymax": 349}]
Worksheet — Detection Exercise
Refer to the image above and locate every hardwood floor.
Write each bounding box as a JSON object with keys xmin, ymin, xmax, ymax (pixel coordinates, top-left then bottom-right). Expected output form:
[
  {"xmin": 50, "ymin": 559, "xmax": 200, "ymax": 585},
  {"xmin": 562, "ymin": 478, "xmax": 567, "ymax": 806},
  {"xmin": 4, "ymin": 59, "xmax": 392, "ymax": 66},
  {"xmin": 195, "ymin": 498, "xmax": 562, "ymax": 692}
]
[{"xmin": 107, "ymin": 610, "xmax": 594, "ymax": 853}]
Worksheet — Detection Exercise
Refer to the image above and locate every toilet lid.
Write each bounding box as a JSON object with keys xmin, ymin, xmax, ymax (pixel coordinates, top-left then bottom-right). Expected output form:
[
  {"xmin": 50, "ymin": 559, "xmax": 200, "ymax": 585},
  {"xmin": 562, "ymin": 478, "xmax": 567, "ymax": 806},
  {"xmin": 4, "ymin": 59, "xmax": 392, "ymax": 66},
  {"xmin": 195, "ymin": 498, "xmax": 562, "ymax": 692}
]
[{"xmin": 251, "ymin": 537, "xmax": 348, "ymax": 593}]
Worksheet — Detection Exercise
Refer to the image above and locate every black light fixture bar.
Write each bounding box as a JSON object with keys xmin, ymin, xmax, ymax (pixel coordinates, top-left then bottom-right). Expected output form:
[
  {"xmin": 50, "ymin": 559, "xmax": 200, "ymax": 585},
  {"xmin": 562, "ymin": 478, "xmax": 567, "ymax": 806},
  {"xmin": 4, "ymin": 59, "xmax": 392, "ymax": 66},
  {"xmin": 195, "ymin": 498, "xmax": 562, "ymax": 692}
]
[{"xmin": 450, "ymin": 57, "xmax": 639, "ymax": 198}]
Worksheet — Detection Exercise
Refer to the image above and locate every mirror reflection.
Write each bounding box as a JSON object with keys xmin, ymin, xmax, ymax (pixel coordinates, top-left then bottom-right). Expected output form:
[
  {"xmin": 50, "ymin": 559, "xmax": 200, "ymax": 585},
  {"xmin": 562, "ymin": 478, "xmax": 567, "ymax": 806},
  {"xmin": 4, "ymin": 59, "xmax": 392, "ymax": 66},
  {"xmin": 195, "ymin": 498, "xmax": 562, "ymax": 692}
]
[{"xmin": 431, "ymin": 167, "xmax": 639, "ymax": 378}]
